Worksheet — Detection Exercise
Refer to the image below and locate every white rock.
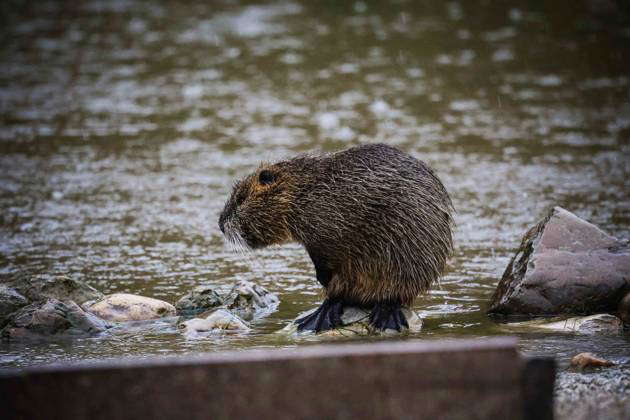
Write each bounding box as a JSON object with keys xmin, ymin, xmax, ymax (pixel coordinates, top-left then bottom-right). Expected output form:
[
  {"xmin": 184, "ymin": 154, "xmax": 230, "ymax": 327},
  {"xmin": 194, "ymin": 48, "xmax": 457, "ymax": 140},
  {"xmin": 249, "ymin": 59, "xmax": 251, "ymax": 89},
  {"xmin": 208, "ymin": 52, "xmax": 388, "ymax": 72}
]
[
  {"xmin": 179, "ymin": 309, "xmax": 250, "ymax": 338},
  {"xmin": 88, "ymin": 293, "xmax": 176, "ymax": 322}
]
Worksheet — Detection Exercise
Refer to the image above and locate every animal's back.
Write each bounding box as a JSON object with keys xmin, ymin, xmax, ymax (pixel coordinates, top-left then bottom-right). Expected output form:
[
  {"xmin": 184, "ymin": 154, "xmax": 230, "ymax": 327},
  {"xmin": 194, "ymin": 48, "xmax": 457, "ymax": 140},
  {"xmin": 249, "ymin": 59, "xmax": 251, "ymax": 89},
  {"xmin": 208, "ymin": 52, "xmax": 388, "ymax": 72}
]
[{"xmin": 293, "ymin": 143, "xmax": 454, "ymax": 306}]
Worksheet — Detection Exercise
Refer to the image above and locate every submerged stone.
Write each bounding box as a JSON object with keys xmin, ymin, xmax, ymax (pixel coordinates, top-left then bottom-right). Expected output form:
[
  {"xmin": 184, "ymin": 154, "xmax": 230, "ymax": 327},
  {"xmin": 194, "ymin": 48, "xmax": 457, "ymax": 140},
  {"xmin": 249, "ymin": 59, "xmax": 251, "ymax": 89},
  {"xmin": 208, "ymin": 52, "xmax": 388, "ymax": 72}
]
[
  {"xmin": 179, "ymin": 309, "xmax": 250, "ymax": 338},
  {"xmin": 109, "ymin": 316, "xmax": 181, "ymax": 335},
  {"xmin": 1, "ymin": 298, "xmax": 111, "ymax": 339},
  {"xmin": 10, "ymin": 274, "xmax": 103, "ymax": 307},
  {"xmin": 175, "ymin": 285, "xmax": 223, "ymax": 316},
  {"xmin": 0, "ymin": 286, "xmax": 28, "ymax": 325},
  {"xmin": 224, "ymin": 280, "xmax": 279, "ymax": 320},
  {"xmin": 504, "ymin": 314, "xmax": 622, "ymax": 335},
  {"xmin": 87, "ymin": 293, "xmax": 176, "ymax": 322},
  {"xmin": 488, "ymin": 206, "xmax": 630, "ymax": 316},
  {"xmin": 279, "ymin": 306, "xmax": 423, "ymax": 336}
]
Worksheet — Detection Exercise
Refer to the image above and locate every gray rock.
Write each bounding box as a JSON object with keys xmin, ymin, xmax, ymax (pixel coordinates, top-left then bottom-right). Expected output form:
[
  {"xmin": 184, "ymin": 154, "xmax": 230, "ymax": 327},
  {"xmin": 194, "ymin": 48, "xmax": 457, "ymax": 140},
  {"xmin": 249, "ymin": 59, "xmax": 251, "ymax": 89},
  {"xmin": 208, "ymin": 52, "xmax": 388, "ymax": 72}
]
[
  {"xmin": 618, "ymin": 292, "xmax": 630, "ymax": 325},
  {"xmin": 504, "ymin": 314, "xmax": 623, "ymax": 335},
  {"xmin": 175, "ymin": 285, "xmax": 223, "ymax": 316},
  {"xmin": 279, "ymin": 306, "xmax": 423, "ymax": 336},
  {"xmin": 489, "ymin": 207, "xmax": 630, "ymax": 316},
  {"xmin": 109, "ymin": 316, "xmax": 181, "ymax": 335},
  {"xmin": 555, "ymin": 362, "xmax": 630, "ymax": 420},
  {"xmin": 179, "ymin": 309, "xmax": 250, "ymax": 338},
  {"xmin": 224, "ymin": 280, "xmax": 279, "ymax": 320},
  {"xmin": 0, "ymin": 286, "xmax": 28, "ymax": 325},
  {"xmin": 10, "ymin": 274, "xmax": 103, "ymax": 307},
  {"xmin": 1, "ymin": 298, "xmax": 111, "ymax": 339},
  {"xmin": 87, "ymin": 293, "xmax": 176, "ymax": 322}
]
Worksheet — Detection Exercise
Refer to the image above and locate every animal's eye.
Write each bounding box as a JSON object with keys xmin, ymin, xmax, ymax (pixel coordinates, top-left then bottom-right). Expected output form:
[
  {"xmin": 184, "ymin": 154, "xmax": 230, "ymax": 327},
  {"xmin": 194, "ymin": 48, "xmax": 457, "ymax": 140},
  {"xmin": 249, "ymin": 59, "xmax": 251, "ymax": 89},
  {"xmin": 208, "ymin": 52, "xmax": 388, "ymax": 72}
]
[{"xmin": 258, "ymin": 170, "xmax": 276, "ymax": 185}]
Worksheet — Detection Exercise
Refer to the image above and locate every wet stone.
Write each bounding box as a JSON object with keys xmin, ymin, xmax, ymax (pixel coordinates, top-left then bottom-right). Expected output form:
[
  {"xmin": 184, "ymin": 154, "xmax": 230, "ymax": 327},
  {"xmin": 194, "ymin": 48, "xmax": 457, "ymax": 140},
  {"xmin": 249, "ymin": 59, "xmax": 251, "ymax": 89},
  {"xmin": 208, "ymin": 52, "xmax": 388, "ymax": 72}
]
[
  {"xmin": 488, "ymin": 206, "xmax": 630, "ymax": 316},
  {"xmin": 179, "ymin": 309, "xmax": 250, "ymax": 338},
  {"xmin": 109, "ymin": 316, "xmax": 181, "ymax": 335},
  {"xmin": 0, "ymin": 286, "xmax": 28, "ymax": 324},
  {"xmin": 570, "ymin": 353, "xmax": 615, "ymax": 369},
  {"xmin": 555, "ymin": 363, "xmax": 630, "ymax": 420},
  {"xmin": 10, "ymin": 274, "xmax": 104, "ymax": 307},
  {"xmin": 224, "ymin": 280, "xmax": 279, "ymax": 321},
  {"xmin": 87, "ymin": 293, "xmax": 176, "ymax": 322},
  {"xmin": 279, "ymin": 306, "xmax": 423, "ymax": 336},
  {"xmin": 175, "ymin": 285, "xmax": 223, "ymax": 316},
  {"xmin": 504, "ymin": 314, "xmax": 623, "ymax": 335},
  {"xmin": 1, "ymin": 298, "xmax": 111, "ymax": 340},
  {"xmin": 617, "ymin": 292, "xmax": 630, "ymax": 325}
]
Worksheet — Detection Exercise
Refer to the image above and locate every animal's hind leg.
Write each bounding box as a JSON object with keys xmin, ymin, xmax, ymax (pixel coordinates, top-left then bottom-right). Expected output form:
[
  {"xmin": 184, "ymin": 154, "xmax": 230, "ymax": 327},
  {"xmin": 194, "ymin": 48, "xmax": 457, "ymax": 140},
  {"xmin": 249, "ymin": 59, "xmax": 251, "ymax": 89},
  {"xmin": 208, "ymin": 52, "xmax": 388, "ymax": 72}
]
[
  {"xmin": 296, "ymin": 298, "xmax": 344, "ymax": 333},
  {"xmin": 369, "ymin": 301, "xmax": 409, "ymax": 332}
]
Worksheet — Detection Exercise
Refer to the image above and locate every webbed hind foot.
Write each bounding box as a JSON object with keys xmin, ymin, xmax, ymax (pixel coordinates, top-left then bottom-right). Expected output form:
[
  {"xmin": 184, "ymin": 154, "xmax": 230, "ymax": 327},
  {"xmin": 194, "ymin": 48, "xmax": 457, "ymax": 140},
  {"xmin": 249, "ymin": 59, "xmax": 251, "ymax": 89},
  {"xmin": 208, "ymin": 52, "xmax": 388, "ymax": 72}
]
[
  {"xmin": 369, "ymin": 301, "xmax": 409, "ymax": 332},
  {"xmin": 296, "ymin": 298, "xmax": 344, "ymax": 333}
]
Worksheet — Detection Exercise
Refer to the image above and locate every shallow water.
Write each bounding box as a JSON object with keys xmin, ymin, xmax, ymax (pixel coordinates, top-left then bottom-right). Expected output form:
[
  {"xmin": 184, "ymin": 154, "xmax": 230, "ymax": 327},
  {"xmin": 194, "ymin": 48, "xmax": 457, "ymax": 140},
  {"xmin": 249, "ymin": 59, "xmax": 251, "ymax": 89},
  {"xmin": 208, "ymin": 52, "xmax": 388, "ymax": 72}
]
[{"xmin": 0, "ymin": 0, "xmax": 629, "ymax": 369}]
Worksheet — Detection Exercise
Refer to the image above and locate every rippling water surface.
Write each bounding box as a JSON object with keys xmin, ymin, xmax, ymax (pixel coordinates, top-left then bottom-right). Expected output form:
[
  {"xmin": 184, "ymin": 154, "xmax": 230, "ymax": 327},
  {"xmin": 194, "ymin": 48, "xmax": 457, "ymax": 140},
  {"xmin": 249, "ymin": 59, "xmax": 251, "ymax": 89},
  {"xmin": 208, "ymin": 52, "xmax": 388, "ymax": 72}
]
[{"xmin": 1, "ymin": 0, "xmax": 629, "ymax": 368}]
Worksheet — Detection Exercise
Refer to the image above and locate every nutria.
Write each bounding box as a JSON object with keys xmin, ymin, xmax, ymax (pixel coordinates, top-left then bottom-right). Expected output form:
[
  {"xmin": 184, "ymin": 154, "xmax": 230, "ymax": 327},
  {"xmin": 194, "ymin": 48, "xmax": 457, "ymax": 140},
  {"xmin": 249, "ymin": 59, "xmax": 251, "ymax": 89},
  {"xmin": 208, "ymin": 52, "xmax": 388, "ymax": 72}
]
[{"xmin": 219, "ymin": 143, "xmax": 454, "ymax": 332}]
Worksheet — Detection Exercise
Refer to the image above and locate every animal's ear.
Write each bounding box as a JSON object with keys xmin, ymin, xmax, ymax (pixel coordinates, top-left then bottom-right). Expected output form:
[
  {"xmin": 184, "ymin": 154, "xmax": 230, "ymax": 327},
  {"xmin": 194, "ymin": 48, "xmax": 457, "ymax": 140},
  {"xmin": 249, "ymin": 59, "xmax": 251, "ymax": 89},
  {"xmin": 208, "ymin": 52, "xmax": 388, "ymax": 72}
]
[{"xmin": 258, "ymin": 170, "xmax": 276, "ymax": 185}]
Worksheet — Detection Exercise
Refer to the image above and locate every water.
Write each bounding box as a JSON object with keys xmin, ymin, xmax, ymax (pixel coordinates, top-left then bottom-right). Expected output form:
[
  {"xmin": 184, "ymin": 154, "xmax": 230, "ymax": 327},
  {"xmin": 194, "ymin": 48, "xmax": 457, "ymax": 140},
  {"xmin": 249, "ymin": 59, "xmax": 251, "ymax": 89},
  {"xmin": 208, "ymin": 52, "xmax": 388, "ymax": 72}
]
[{"xmin": 1, "ymin": 0, "xmax": 629, "ymax": 369}]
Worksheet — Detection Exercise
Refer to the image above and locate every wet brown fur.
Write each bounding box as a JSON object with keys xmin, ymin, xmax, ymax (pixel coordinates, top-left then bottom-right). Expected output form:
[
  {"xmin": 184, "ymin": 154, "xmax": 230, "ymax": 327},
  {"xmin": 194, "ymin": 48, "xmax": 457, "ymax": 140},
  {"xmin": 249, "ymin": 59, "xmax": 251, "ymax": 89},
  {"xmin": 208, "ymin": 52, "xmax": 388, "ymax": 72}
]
[{"xmin": 219, "ymin": 143, "xmax": 454, "ymax": 307}]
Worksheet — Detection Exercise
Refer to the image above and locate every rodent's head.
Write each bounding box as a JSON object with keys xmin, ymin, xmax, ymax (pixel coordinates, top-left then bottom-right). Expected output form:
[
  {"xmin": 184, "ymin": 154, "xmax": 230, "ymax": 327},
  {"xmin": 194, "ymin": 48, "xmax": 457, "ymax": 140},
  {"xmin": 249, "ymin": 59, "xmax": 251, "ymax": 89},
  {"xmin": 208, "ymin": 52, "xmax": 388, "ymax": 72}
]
[{"xmin": 219, "ymin": 163, "xmax": 298, "ymax": 250}]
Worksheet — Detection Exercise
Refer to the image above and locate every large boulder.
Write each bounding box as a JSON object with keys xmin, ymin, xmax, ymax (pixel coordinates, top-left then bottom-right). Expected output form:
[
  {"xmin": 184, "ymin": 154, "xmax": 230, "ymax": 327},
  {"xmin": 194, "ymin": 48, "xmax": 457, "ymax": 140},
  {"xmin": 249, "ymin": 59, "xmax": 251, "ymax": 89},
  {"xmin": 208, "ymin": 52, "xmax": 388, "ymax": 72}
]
[
  {"xmin": 10, "ymin": 274, "xmax": 103, "ymax": 307},
  {"xmin": 1, "ymin": 298, "xmax": 111, "ymax": 339},
  {"xmin": 87, "ymin": 293, "xmax": 176, "ymax": 322},
  {"xmin": 488, "ymin": 207, "xmax": 630, "ymax": 316},
  {"xmin": 279, "ymin": 306, "xmax": 423, "ymax": 336},
  {"xmin": 0, "ymin": 286, "xmax": 28, "ymax": 325},
  {"xmin": 175, "ymin": 285, "xmax": 223, "ymax": 316},
  {"xmin": 224, "ymin": 280, "xmax": 279, "ymax": 320},
  {"xmin": 179, "ymin": 309, "xmax": 250, "ymax": 339}
]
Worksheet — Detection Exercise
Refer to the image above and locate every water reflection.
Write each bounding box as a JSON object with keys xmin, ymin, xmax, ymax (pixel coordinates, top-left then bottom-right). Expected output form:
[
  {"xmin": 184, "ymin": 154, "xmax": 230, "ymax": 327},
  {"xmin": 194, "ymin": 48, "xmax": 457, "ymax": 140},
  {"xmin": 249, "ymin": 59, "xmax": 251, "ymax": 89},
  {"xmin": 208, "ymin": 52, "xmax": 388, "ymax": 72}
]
[{"xmin": 0, "ymin": 0, "xmax": 629, "ymax": 368}]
